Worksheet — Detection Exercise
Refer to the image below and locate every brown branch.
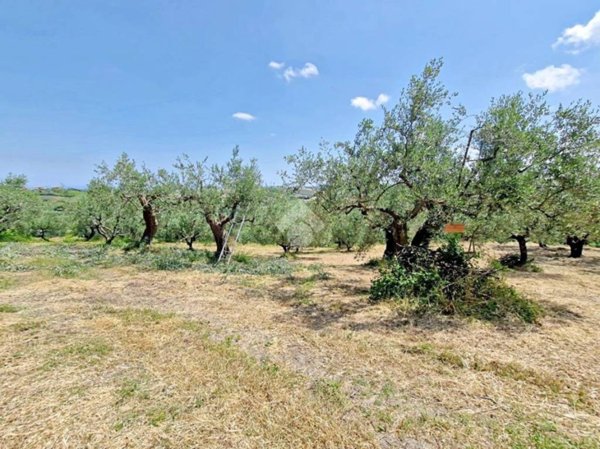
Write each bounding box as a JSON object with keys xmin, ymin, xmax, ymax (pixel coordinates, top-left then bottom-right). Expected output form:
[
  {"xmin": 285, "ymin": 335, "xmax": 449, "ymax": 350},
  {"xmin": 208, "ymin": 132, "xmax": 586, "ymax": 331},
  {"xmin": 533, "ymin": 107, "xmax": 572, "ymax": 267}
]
[{"xmin": 218, "ymin": 200, "xmax": 241, "ymax": 226}]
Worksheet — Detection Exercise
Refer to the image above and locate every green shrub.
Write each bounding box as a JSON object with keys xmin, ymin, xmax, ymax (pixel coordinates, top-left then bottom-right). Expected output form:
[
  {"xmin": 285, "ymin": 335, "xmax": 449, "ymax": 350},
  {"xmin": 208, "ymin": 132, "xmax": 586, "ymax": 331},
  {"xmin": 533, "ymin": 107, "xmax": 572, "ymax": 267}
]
[
  {"xmin": 0, "ymin": 230, "xmax": 32, "ymax": 243},
  {"xmin": 370, "ymin": 238, "xmax": 541, "ymax": 323},
  {"xmin": 495, "ymin": 254, "xmax": 543, "ymax": 273},
  {"xmin": 370, "ymin": 263, "xmax": 445, "ymax": 303},
  {"xmin": 306, "ymin": 263, "xmax": 331, "ymax": 280},
  {"xmin": 232, "ymin": 253, "xmax": 252, "ymax": 264},
  {"xmin": 456, "ymin": 276, "xmax": 542, "ymax": 323}
]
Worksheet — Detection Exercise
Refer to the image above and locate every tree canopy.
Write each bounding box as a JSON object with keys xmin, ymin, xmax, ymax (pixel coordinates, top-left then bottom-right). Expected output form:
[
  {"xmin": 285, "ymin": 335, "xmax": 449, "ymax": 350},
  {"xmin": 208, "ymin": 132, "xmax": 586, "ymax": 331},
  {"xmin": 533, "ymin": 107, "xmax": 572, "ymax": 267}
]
[
  {"xmin": 285, "ymin": 59, "xmax": 600, "ymax": 259},
  {"xmin": 171, "ymin": 147, "xmax": 262, "ymax": 256}
]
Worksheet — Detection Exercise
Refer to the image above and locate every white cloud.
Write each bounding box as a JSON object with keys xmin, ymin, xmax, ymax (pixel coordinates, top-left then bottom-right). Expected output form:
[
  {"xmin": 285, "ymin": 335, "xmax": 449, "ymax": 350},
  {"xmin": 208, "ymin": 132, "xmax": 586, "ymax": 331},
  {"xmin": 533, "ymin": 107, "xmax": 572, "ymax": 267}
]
[
  {"xmin": 350, "ymin": 93, "xmax": 390, "ymax": 111},
  {"xmin": 283, "ymin": 62, "xmax": 319, "ymax": 81},
  {"xmin": 375, "ymin": 93, "xmax": 389, "ymax": 106},
  {"xmin": 522, "ymin": 64, "xmax": 582, "ymax": 92},
  {"xmin": 351, "ymin": 97, "xmax": 376, "ymax": 111},
  {"xmin": 268, "ymin": 61, "xmax": 285, "ymax": 70},
  {"xmin": 554, "ymin": 10, "xmax": 600, "ymax": 53},
  {"xmin": 232, "ymin": 112, "xmax": 256, "ymax": 121}
]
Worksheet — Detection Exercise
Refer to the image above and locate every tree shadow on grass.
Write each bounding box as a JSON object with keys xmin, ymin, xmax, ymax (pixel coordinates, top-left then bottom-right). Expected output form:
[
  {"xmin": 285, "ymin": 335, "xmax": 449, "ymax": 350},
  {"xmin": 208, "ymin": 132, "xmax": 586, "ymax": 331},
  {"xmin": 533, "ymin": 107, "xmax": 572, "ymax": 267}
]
[
  {"xmin": 343, "ymin": 311, "xmax": 466, "ymax": 333},
  {"xmin": 263, "ymin": 253, "xmax": 587, "ymax": 336},
  {"xmin": 270, "ymin": 293, "xmax": 584, "ymax": 339},
  {"xmin": 264, "ymin": 274, "xmax": 370, "ymax": 330},
  {"xmin": 283, "ymin": 300, "xmax": 373, "ymax": 331},
  {"xmin": 508, "ymin": 271, "xmax": 567, "ymax": 282},
  {"xmin": 266, "ymin": 280, "xmax": 555, "ymax": 336},
  {"xmin": 291, "ymin": 256, "xmax": 329, "ymax": 262},
  {"xmin": 513, "ymin": 245, "xmax": 600, "ymax": 268},
  {"xmin": 325, "ymin": 280, "xmax": 371, "ymax": 296},
  {"xmin": 538, "ymin": 300, "xmax": 585, "ymax": 325}
]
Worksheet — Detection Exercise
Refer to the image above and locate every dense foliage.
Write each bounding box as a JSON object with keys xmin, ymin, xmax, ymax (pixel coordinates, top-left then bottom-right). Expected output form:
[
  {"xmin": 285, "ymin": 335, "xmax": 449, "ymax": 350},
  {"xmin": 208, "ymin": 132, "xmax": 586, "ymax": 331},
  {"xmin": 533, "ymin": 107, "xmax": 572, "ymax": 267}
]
[
  {"xmin": 171, "ymin": 148, "xmax": 262, "ymax": 256},
  {"xmin": 465, "ymin": 93, "xmax": 600, "ymax": 262},
  {"xmin": 0, "ymin": 175, "xmax": 37, "ymax": 236},
  {"xmin": 370, "ymin": 237, "xmax": 541, "ymax": 323},
  {"xmin": 285, "ymin": 59, "xmax": 468, "ymax": 257}
]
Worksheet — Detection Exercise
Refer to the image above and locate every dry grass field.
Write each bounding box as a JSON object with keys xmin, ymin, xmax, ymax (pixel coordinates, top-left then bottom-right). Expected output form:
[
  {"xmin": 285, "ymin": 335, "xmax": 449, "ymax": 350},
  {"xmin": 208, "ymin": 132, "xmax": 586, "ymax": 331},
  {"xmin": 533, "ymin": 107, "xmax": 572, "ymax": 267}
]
[{"xmin": 1, "ymin": 242, "xmax": 599, "ymax": 448}]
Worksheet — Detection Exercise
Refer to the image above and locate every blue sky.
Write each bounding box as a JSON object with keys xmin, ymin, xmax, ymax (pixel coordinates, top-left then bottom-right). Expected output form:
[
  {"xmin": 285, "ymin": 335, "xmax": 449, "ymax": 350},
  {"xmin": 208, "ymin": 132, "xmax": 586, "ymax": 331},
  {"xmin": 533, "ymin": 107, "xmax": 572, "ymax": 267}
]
[{"xmin": 1, "ymin": 1, "xmax": 599, "ymax": 187}]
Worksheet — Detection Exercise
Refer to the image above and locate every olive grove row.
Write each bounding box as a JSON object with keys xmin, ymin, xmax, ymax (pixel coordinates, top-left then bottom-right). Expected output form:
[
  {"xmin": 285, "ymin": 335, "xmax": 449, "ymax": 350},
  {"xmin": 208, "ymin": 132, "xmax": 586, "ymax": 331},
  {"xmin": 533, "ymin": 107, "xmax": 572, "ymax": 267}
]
[{"xmin": 1, "ymin": 60, "xmax": 599, "ymax": 261}]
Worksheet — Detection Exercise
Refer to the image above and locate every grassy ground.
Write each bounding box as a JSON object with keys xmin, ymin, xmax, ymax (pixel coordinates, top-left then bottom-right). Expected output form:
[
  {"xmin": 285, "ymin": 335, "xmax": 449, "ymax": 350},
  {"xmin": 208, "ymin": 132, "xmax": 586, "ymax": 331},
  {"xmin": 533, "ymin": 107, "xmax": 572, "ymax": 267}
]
[{"xmin": 0, "ymin": 241, "xmax": 599, "ymax": 448}]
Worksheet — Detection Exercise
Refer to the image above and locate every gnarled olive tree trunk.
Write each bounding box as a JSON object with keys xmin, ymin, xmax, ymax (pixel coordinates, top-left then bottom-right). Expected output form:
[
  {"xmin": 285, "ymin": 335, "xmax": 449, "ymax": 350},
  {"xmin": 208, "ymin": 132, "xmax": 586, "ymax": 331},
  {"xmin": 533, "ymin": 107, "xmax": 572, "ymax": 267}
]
[
  {"xmin": 383, "ymin": 212, "xmax": 445, "ymax": 258},
  {"xmin": 383, "ymin": 219, "xmax": 409, "ymax": 258},
  {"xmin": 511, "ymin": 234, "xmax": 528, "ymax": 265},
  {"xmin": 207, "ymin": 219, "xmax": 230, "ymax": 258},
  {"xmin": 411, "ymin": 218, "xmax": 441, "ymax": 248},
  {"xmin": 139, "ymin": 196, "xmax": 158, "ymax": 246},
  {"xmin": 97, "ymin": 226, "xmax": 117, "ymax": 245},
  {"xmin": 185, "ymin": 236, "xmax": 196, "ymax": 251},
  {"xmin": 566, "ymin": 234, "xmax": 588, "ymax": 258},
  {"xmin": 83, "ymin": 226, "xmax": 96, "ymax": 241},
  {"xmin": 381, "ymin": 203, "xmax": 446, "ymax": 258}
]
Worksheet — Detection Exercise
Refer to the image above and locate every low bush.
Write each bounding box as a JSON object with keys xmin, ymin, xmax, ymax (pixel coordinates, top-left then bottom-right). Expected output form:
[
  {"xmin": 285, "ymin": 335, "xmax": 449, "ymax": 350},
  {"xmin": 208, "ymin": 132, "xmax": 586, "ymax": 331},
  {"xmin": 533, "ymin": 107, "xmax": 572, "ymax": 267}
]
[
  {"xmin": 370, "ymin": 237, "xmax": 541, "ymax": 323},
  {"xmin": 231, "ymin": 253, "xmax": 252, "ymax": 264},
  {"xmin": 0, "ymin": 230, "xmax": 32, "ymax": 243},
  {"xmin": 498, "ymin": 253, "xmax": 523, "ymax": 268}
]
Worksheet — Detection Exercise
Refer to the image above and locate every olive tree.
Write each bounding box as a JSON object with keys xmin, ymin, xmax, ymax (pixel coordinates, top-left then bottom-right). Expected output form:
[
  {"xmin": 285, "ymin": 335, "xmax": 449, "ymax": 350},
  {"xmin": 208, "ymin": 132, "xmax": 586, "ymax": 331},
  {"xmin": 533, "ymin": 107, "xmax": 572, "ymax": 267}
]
[
  {"xmin": 23, "ymin": 203, "xmax": 67, "ymax": 241},
  {"xmin": 0, "ymin": 174, "xmax": 36, "ymax": 235},
  {"xmin": 73, "ymin": 179, "xmax": 137, "ymax": 244},
  {"xmin": 547, "ymin": 101, "xmax": 600, "ymax": 257},
  {"xmin": 467, "ymin": 94, "xmax": 600, "ymax": 262},
  {"xmin": 160, "ymin": 202, "xmax": 211, "ymax": 250},
  {"xmin": 465, "ymin": 93, "xmax": 553, "ymax": 264},
  {"xmin": 536, "ymin": 160, "xmax": 600, "ymax": 258},
  {"xmin": 285, "ymin": 59, "xmax": 467, "ymax": 258},
  {"xmin": 172, "ymin": 148, "xmax": 262, "ymax": 257},
  {"xmin": 93, "ymin": 154, "xmax": 168, "ymax": 246},
  {"xmin": 329, "ymin": 209, "xmax": 379, "ymax": 251},
  {"xmin": 251, "ymin": 188, "xmax": 323, "ymax": 253}
]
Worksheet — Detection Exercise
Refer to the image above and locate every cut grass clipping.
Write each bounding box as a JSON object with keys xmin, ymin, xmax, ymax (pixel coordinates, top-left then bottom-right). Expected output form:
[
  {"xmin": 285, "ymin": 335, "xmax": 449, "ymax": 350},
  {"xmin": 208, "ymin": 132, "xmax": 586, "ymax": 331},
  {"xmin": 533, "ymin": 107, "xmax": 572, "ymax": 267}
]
[
  {"xmin": 370, "ymin": 238, "xmax": 542, "ymax": 323},
  {"xmin": 0, "ymin": 243, "xmax": 293, "ymax": 277}
]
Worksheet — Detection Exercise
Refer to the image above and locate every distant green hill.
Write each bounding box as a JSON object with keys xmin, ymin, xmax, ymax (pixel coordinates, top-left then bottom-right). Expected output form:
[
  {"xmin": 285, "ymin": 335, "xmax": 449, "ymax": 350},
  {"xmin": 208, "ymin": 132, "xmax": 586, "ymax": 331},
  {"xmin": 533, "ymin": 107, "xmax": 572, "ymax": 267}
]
[{"xmin": 34, "ymin": 187, "xmax": 85, "ymax": 211}]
